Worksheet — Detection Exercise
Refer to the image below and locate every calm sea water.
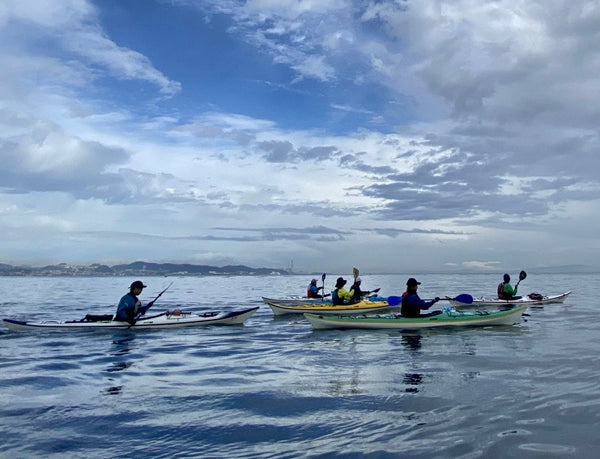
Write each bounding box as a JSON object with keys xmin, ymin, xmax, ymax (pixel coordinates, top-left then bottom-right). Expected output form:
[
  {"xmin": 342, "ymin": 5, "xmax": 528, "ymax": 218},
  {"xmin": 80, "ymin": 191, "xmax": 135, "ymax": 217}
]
[{"xmin": 0, "ymin": 273, "xmax": 597, "ymax": 458}]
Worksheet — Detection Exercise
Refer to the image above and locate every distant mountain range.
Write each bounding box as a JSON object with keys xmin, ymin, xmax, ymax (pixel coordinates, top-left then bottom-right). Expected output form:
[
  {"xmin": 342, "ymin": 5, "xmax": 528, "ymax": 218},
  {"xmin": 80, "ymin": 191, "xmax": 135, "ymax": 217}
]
[{"xmin": 0, "ymin": 261, "xmax": 290, "ymax": 277}]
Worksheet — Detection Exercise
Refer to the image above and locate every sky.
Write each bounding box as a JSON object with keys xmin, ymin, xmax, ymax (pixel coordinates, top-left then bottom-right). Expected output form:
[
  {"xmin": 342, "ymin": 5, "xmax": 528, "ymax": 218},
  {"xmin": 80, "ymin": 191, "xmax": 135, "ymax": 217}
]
[{"xmin": 1, "ymin": 0, "xmax": 599, "ymax": 274}]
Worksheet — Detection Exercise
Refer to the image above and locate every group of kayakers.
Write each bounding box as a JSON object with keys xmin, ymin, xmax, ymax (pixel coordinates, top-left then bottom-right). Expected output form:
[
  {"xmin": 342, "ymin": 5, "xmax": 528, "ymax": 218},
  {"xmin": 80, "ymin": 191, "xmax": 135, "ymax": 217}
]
[
  {"xmin": 115, "ymin": 271, "xmax": 524, "ymax": 324},
  {"xmin": 311, "ymin": 271, "xmax": 524, "ymax": 318},
  {"xmin": 308, "ymin": 274, "xmax": 438, "ymax": 318},
  {"xmin": 307, "ymin": 276, "xmax": 380, "ymax": 303}
]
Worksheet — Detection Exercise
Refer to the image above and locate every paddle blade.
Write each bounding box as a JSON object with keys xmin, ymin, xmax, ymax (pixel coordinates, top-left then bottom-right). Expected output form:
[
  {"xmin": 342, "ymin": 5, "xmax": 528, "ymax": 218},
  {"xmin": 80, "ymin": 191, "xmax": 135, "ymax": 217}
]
[
  {"xmin": 321, "ymin": 273, "xmax": 326, "ymax": 282},
  {"xmin": 519, "ymin": 270, "xmax": 527, "ymax": 281},
  {"xmin": 453, "ymin": 294, "xmax": 473, "ymax": 304},
  {"xmin": 353, "ymin": 267, "xmax": 359, "ymax": 279},
  {"xmin": 387, "ymin": 296, "xmax": 401, "ymax": 306}
]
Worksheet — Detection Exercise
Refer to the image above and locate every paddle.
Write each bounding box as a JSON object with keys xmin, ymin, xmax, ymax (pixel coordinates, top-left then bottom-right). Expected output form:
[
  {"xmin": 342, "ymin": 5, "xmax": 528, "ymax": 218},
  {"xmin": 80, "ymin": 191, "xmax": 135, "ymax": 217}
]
[
  {"xmin": 515, "ymin": 270, "xmax": 527, "ymax": 288},
  {"xmin": 139, "ymin": 281, "xmax": 174, "ymax": 315},
  {"xmin": 387, "ymin": 296, "xmax": 402, "ymax": 306},
  {"xmin": 321, "ymin": 273, "xmax": 326, "ymax": 302},
  {"xmin": 387, "ymin": 293, "xmax": 474, "ymax": 307},
  {"xmin": 352, "ymin": 266, "xmax": 374, "ymax": 297},
  {"xmin": 448, "ymin": 293, "xmax": 474, "ymax": 304}
]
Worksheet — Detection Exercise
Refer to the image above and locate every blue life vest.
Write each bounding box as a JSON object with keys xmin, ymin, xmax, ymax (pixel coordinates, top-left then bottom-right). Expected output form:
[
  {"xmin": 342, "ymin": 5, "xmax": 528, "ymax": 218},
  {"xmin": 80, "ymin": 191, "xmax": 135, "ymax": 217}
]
[{"xmin": 331, "ymin": 289, "xmax": 341, "ymax": 305}]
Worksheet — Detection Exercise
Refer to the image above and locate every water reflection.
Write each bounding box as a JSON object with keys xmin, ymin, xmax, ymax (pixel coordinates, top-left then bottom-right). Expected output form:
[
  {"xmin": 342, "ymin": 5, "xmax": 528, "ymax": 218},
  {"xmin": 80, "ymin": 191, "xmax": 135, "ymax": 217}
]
[
  {"xmin": 110, "ymin": 334, "xmax": 136, "ymax": 356},
  {"xmin": 401, "ymin": 333, "xmax": 424, "ymax": 393},
  {"xmin": 403, "ymin": 373, "xmax": 424, "ymax": 393},
  {"xmin": 401, "ymin": 333, "xmax": 422, "ymax": 352},
  {"xmin": 103, "ymin": 333, "xmax": 136, "ymax": 395},
  {"xmin": 105, "ymin": 361, "xmax": 132, "ymax": 373}
]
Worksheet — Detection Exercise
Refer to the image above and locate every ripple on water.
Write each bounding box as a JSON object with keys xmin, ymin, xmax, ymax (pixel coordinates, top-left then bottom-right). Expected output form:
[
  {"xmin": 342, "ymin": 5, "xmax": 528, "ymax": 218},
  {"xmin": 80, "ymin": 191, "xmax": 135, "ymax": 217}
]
[{"xmin": 0, "ymin": 274, "xmax": 598, "ymax": 457}]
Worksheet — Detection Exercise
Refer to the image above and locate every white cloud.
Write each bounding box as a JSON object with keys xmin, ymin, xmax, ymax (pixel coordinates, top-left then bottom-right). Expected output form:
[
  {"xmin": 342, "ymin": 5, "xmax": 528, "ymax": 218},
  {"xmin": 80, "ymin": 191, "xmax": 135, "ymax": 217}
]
[{"xmin": 0, "ymin": 0, "xmax": 599, "ymax": 273}]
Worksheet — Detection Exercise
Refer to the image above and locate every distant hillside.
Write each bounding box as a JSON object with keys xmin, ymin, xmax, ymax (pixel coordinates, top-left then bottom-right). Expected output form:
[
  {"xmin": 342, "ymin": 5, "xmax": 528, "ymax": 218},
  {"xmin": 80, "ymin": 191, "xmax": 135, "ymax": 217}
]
[{"xmin": 0, "ymin": 261, "xmax": 289, "ymax": 277}]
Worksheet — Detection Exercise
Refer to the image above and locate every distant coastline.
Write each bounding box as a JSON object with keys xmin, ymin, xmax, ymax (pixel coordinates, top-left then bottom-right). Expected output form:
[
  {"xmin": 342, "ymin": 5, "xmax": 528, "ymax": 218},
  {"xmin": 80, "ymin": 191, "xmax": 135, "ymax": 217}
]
[
  {"xmin": 0, "ymin": 261, "xmax": 290, "ymax": 277},
  {"xmin": 0, "ymin": 261, "xmax": 596, "ymax": 277}
]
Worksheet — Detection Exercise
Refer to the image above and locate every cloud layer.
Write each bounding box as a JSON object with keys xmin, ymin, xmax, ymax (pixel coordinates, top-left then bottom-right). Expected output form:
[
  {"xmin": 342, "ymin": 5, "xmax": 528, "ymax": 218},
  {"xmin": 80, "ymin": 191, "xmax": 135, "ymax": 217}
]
[{"xmin": 1, "ymin": 0, "xmax": 599, "ymax": 273}]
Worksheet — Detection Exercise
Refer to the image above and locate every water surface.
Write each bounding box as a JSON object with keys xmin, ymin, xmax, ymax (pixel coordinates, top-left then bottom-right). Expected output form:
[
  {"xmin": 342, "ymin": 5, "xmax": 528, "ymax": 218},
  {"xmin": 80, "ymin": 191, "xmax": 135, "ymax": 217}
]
[{"xmin": 0, "ymin": 274, "xmax": 596, "ymax": 457}]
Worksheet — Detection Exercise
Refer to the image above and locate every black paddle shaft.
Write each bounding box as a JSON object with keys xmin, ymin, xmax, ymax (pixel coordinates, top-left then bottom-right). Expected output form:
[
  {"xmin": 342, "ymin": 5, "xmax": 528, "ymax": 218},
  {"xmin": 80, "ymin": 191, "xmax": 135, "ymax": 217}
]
[{"xmin": 142, "ymin": 281, "xmax": 174, "ymax": 314}]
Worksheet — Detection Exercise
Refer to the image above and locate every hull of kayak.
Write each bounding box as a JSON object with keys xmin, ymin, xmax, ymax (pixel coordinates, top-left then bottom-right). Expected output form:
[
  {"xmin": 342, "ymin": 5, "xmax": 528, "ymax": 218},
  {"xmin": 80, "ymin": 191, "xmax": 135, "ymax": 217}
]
[
  {"xmin": 266, "ymin": 300, "xmax": 391, "ymax": 316},
  {"xmin": 261, "ymin": 296, "xmax": 386, "ymax": 307},
  {"xmin": 3, "ymin": 307, "xmax": 259, "ymax": 331},
  {"xmin": 304, "ymin": 305, "xmax": 528, "ymax": 330},
  {"xmin": 448, "ymin": 291, "xmax": 572, "ymax": 309},
  {"xmin": 262, "ymin": 296, "xmax": 324, "ymax": 306}
]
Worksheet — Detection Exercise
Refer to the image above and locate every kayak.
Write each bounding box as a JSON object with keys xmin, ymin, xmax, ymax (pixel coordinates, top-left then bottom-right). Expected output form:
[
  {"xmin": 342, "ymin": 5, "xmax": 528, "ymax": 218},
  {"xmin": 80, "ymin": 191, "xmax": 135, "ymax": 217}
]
[
  {"xmin": 2, "ymin": 307, "xmax": 259, "ymax": 331},
  {"xmin": 448, "ymin": 291, "xmax": 572, "ymax": 309},
  {"xmin": 262, "ymin": 296, "xmax": 326, "ymax": 306},
  {"xmin": 304, "ymin": 305, "xmax": 528, "ymax": 330},
  {"xmin": 261, "ymin": 296, "xmax": 386, "ymax": 306},
  {"xmin": 264, "ymin": 299, "xmax": 392, "ymax": 316}
]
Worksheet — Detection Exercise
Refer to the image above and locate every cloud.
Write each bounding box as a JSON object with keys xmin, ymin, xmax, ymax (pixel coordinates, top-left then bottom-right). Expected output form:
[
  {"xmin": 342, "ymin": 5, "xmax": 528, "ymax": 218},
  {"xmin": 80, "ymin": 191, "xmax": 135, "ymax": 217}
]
[
  {"xmin": 1, "ymin": 0, "xmax": 600, "ymax": 273},
  {"xmin": 0, "ymin": 0, "xmax": 180, "ymax": 96}
]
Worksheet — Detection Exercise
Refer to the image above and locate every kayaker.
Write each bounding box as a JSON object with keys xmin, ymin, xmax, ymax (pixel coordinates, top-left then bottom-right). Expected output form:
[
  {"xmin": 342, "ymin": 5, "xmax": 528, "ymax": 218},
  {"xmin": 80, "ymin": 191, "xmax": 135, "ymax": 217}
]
[
  {"xmin": 115, "ymin": 280, "xmax": 148, "ymax": 325},
  {"xmin": 307, "ymin": 278, "xmax": 330, "ymax": 298},
  {"xmin": 331, "ymin": 277, "xmax": 356, "ymax": 305},
  {"xmin": 497, "ymin": 274, "xmax": 521, "ymax": 300},
  {"xmin": 350, "ymin": 277, "xmax": 381, "ymax": 302},
  {"xmin": 400, "ymin": 278, "xmax": 441, "ymax": 318}
]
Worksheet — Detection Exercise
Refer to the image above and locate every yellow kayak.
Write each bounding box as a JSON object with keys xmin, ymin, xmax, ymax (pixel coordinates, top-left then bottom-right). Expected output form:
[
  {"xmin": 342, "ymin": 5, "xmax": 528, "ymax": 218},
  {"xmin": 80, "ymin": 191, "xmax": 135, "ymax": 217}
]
[{"xmin": 264, "ymin": 299, "xmax": 392, "ymax": 316}]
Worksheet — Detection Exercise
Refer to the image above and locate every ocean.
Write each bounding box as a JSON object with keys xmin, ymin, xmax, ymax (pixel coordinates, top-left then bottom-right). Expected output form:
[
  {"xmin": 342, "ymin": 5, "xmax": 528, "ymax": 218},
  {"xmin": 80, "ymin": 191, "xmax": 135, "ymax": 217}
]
[{"xmin": 0, "ymin": 273, "xmax": 597, "ymax": 458}]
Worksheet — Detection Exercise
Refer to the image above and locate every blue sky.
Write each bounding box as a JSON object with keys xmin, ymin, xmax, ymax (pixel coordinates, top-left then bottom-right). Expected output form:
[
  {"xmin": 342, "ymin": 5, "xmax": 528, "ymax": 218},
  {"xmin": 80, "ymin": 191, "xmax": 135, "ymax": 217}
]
[{"xmin": 1, "ymin": 0, "xmax": 599, "ymax": 274}]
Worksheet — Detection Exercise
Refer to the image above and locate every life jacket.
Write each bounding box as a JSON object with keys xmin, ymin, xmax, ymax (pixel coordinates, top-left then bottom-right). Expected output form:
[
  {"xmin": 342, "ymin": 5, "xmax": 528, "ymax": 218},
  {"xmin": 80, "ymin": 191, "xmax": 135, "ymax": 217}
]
[
  {"xmin": 331, "ymin": 289, "xmax": 341, "ymax": 305},
  {"xmin": 497, "ymin": 282, "xmax": 505, "ymax": 299},
  {"xmin": 400, "ymin": 292, "xmax": 419, "ymax": 318},
  {"xmin": 307, "ymin": 283, "xmax": 321, "ymax": 298}
]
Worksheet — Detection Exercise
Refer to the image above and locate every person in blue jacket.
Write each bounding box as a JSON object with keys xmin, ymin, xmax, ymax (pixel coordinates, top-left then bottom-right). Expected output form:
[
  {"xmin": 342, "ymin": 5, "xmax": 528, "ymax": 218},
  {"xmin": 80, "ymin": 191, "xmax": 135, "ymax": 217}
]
[
  {"xmin": 115, "ymin": 280, "xmax": 147, "ymax": 325},
  {"xmin": 401, "ymin": 277, "xmax": 441, "ymax": 318},
  {"xmin": 307, "ymin": 278, "xmax": 329, "ymax": 298}
]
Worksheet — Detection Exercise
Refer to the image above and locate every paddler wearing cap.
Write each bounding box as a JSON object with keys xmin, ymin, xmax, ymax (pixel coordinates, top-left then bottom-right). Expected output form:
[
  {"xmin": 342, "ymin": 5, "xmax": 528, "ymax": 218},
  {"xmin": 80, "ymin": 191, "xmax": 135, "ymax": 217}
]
[
  {"xmin": 115, "ymin": 280, "xmax": 147, "ymax": 325},
  {"xmin": 307, "ymin": 278, "xmax": 329, "ymax": 298},
  {"xmin": 400, "ymin": 278, "xmax": 441, "ymax": 318}
]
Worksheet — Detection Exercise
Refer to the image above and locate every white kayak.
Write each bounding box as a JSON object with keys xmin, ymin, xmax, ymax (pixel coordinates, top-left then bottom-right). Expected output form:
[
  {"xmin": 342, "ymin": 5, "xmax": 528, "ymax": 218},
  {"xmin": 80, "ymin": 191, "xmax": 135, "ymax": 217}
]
[
  {"xmin": 304, "ymin": 305, "xmax": 528, "ymax": 330},
  {"xmin": 2, "ymin": 307, "xmax": 259, "ymax": 331},
  {"xmin": 448, "ymin": 291, "xmax": 572, "ymax": 309}
]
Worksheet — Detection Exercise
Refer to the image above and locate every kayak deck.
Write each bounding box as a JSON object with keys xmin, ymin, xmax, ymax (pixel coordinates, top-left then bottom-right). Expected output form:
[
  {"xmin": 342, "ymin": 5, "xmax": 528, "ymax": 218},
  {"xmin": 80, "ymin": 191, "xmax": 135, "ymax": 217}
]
[
  {"xmin": 304, "ymin": 305, "xmax": 528, "ymax": 330},
  {"xmin": 266, "ymin": 300, "xmax": 392, "ymax": 316},
  {"xmin": 449, "ymin": 291, "xmax": 572, "ymax": 309},
  {"xmin": 261, "ymin": 296, "xmax": 386, "ymax": 307},
  {"xmin": 3, "ymin": 307, "xmax": 259, "ymax": 331}
]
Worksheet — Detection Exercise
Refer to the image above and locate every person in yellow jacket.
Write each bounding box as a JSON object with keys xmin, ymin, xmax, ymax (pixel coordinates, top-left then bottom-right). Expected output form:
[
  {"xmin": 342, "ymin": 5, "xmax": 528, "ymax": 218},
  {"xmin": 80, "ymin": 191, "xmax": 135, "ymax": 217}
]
[{"xmin": 331, "ymin": 277, "xmax": 355, "ymax": 305}]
